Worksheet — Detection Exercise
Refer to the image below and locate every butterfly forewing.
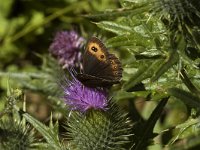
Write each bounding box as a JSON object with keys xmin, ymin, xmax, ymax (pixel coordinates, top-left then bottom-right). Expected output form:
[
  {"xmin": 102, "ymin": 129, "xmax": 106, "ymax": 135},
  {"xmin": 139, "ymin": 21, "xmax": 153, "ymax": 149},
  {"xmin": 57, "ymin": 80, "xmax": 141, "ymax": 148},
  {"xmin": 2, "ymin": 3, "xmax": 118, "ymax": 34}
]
[
  {"xmin": 83, "ymin": 37, "xmax": 109, "ymax": 75},
  {"xmin": 77, "ymin": 37, "xmax": 122, "ymax": 87}
]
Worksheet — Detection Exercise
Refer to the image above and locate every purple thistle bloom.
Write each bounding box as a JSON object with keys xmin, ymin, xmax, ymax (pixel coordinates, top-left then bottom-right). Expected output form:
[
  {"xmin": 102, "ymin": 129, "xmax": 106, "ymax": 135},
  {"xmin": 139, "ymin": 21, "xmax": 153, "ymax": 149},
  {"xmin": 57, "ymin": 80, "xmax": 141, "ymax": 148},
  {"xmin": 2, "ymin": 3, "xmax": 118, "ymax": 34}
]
[
  {"xmin": 49, "ymin": 30, "xmax": 84, "ymax": 68},
  {"xmin": 63, "ymin": 75, "xmax": 108, "ymax": 112}
]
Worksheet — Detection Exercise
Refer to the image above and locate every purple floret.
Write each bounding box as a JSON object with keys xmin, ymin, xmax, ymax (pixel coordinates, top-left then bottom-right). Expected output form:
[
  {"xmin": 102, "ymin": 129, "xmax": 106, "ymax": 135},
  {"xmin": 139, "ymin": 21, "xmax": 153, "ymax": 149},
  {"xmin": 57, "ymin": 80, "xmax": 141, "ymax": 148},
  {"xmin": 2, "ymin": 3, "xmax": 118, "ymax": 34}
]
[
  {"xmin": 63, "ymin": 76, "xmax": 108, "ymax": 112},
  {"xmin": 49, "ymin": 30, "xmax": 84, "ymax": 68}
]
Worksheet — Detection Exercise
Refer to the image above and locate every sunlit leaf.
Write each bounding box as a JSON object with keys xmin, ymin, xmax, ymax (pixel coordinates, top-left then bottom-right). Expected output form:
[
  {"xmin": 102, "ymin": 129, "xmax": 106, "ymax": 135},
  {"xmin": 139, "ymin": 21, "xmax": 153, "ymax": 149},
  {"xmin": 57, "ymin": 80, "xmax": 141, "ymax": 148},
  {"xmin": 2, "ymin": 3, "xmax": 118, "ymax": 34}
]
[{"xmin": 123, "ymin": 59, "xmax": 163, "ymax": 91}]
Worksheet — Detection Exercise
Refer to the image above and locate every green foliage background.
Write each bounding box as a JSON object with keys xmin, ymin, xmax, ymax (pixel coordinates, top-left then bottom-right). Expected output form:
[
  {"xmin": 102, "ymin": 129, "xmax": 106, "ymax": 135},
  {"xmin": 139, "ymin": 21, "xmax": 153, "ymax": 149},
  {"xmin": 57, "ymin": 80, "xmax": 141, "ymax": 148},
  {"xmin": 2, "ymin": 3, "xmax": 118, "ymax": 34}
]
[{"xmin": 0, "ymin": 0, "xmax": 200, "ymax": 149}]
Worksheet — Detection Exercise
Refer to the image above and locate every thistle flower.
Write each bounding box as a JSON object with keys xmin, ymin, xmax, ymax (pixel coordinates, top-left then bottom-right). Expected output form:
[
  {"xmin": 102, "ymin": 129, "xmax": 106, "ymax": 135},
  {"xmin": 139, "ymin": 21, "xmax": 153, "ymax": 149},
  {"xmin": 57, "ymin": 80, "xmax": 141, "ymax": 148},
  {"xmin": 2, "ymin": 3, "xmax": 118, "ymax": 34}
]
[
  {"xmin": 63, "ymin": 75, "xmax": 108, "ymax": 112},
  {"xmin": 152, "ymin": 0, "xmax": 200, "ymax": 24},
  {"xmin": 66, "ymin": 102, "xmax": 133, "ymax": 149},
  {"xmin": 49, "ymin": 30, "xmax": 84, "ymax": 68},
  {"xmin": 152, "ymin": 0, "xmax": 200, "ymax": 47}
]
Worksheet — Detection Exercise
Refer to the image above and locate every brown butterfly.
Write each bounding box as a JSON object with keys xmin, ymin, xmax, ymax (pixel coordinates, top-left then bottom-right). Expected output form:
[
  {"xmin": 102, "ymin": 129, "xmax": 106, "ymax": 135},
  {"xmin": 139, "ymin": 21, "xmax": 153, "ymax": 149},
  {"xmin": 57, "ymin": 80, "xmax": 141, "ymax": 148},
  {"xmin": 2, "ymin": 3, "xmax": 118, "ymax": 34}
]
[{"xmin": 77, "ymin": 37, "xmax": 123, "ymax": 87}]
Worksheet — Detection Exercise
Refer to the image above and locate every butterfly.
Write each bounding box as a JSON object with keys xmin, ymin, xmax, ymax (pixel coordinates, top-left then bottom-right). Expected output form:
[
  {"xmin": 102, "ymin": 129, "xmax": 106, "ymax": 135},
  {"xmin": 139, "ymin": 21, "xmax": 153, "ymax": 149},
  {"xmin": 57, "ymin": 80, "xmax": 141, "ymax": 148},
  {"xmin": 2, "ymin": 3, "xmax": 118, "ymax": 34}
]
[{"xmin": 76, "ymin": 37, "xmax": 123, "ymax": 87}]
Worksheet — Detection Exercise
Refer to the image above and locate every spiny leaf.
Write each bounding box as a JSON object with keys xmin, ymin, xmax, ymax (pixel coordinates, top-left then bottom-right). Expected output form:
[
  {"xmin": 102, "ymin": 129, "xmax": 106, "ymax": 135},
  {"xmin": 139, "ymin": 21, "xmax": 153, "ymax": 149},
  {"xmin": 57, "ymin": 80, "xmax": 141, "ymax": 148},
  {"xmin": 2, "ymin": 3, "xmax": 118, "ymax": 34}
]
[
  {"xmin": 49, "ymin": 113, "xmax": 59, "ymax": 136},
  {"xmin": 169, "ymin": 133, "xmax": 200, "ymax": 150},
  {"xmin": 0, "ymin": 55, "xmax": 64, "ymax": 97},
  {"xmin": 169, "ymin": 118, "xmax": 199, "ymax": 145},
  {"xmin": 151, "ymin": 51, "xmax": 179, "ymax": 82},
  {"xmin": 180, "ymin": 69, "xmax": 200, "ymax": 97},
  {"xmin": 168, "ymin": 88, "xmax": 200, "ymax": 108},
  {"xmin": 20, "ymin": 110, "xmax": 62, "ymax": 150},
  {"xmin": 0, "ymin": 119, "xmax": 36, "ymax": 150},
  {"xmin": 84, "ymin": 4, "xmax": 151, "ymax": 20},
  {"xmin": 192, "ymin": 29, "xmax": 200, "ymax": 50},
  {"xmin": 0, "ymin": 71, "xmax": 49, "ymax": 80},
  {"xmin": 123, "ymin": 59, "xmax": 163, "ymax": 91},
  {"xmin": 134, "ymin": 97, "xmax": 169, "ymax": 150},
  {"xmin": 95, "ymin": 21, "xmax": 133, "ymax": 35},
  {"xmin": 106, "ymin": 34, "xmax": 153, "ymax": 48},
  {"xmin": 114, "ymin": 90, "xmax": 150, "ymax": 101}
]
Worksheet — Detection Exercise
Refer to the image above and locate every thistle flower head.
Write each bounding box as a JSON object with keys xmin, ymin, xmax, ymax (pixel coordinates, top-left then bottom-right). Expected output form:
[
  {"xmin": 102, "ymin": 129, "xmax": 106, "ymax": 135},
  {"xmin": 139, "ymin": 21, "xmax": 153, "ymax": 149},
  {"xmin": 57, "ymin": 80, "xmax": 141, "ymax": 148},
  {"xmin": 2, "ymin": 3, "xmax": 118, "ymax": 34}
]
[
  {"xmin": 0, "ymin": 119, "xmax": 36, "ymax": 149},
  {"xmin": 49, "ymin": 30, "xmax": 84, "ymax": 68},
  {"xmin": 63, "ymin": 75, "xmax": 108, "ymax": 112},
  {"xmin": 152, "ymin": 0, "xmax": 200, "ymax": 27}
]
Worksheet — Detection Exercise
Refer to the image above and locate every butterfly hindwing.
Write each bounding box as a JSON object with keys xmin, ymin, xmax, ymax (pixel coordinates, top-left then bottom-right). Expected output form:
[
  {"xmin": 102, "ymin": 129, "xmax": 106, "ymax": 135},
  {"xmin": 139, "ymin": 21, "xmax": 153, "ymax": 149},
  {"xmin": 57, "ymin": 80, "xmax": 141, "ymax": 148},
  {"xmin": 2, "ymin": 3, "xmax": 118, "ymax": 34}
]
[{"xmin": 77, "ymin": 74, "xmax": 117, "ymax": 87}]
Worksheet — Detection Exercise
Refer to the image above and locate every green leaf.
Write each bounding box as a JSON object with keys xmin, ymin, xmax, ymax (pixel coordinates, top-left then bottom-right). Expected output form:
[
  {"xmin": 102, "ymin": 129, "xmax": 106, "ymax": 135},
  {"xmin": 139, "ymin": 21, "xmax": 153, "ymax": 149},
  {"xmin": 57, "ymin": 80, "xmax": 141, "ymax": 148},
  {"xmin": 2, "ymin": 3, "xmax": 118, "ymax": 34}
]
[
  {"xmin": 168, "ymin": 88, "xmax": 200, "ymax": 108},
  {"xmin": 20, "ymin": 111, "xmax": 62, "ymax": 150},
  {"xmin": 0, "ymin": 55, "xmax": 64, "ymax": 98},
  {"xmin": 115, "ymin": 90, "xmax": 151, "ymax": 101},
  {"xmin": 31, "ymin": 143, "xmax": 54, "ymax": 150},
  {"xmin": 0, "ymin": 118, "xmax": 37, "ymax": 150},
  {"xmin": 106, "ymin": 34, "xmax": 153, "ymax": 48},
  {"xmin": 123, "ymin": 59, "xmax": 163, "ymax": 91},
  {"xmin": 168, "ymin": 118, "xmax": 199, "ymax": 145},
  {"xmin": 0, "ymin": 71, "xmax": 48, "ymax": 80},
  {"xmin": 180, "ymin": 69, "xmax": 200, "ymax": 97},
  {"xmin": 0, "ymin": 0, "xmax": 14, "ymax": 17},
  {"xmin": 144, "ymin": 97, "xmax": 168, "ymax": 135},
  {"xmin": 95, "ymin": 21, "xmax": 133, "ymax": 35},
  {"xmin": 84, "ymin": 4, "xmax": 151, "ymax": 20},
  {"xmin": 133, "ymin": 97, "xmax": 169, "ymax": 150},
  {"xmin": 169, "ymin": 134, "xmax": 200, "ymax": 150},
  {"xmin": 49, "ymin": 113, "xmax": 59, "ymax": 136},
  {"xmin": 151, "ymin": 51, "xmax": 179, "ymax": 82}
]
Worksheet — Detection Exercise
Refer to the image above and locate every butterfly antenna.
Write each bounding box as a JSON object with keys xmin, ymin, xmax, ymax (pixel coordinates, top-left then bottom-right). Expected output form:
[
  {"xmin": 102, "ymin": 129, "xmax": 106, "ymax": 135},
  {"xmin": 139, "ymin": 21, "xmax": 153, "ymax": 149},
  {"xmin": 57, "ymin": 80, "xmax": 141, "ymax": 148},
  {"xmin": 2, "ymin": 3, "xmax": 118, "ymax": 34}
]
[
  {"xmin": 69, "ymin": 67, "xmax": 76, "ymax": 75},
  {"xmin": 68, "ymin": 67, "xmax": 80, "ymax": 84},
  {"xmin": 71, "ymin": 67, "xmax": 78, "ymax": 75},
  {"xmin": 57, "ymin": 74, "xmax": 70, "ymax": 90}
]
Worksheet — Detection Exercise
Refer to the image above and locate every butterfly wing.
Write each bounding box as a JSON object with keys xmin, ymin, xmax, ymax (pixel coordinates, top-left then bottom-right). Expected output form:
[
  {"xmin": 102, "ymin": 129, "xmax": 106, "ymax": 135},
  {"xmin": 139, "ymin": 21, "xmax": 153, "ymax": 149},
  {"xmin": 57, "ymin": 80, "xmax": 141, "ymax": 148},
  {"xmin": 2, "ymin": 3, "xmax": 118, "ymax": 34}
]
[
  {"xmin": 77, "ymin": 37, "xmax": 122, "ymax": 87},
  {"xmin": 77, "ymin": 73, "xmax": 119, "ymax": 87},
  {"xmin": 82, "ymin": 37, "xmax": 109, "ymax": 75}
]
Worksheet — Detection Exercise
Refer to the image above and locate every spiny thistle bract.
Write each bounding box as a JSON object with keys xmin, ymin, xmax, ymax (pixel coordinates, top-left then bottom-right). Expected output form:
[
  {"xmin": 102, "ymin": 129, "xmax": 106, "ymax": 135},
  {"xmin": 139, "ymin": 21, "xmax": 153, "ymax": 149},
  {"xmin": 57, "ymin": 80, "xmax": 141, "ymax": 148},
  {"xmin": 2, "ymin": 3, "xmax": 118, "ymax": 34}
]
[
  {"xmin": 0, "ymin": 119, "xmax": 36, "ymax": 150},
  {"xmin": 65, "ymin": 102, "xmax": 133, "ymax": 150},
  {"xmin": 152, "ymin": 0, "xmax": 200, "ymax": 49},
  {"xmin": 153, "ymin": 0, "xmax": 200, "ymax": 27}
]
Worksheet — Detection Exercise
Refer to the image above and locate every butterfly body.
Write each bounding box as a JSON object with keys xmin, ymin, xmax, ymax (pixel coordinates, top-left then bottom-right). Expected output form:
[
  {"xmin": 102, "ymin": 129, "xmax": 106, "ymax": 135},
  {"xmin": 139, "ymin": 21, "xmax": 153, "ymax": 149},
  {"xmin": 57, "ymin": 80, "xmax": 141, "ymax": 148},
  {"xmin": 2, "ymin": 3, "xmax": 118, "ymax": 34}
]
[{"xmin": 77, "ymin": 37, "xmax": 122, "ymax": 87}]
